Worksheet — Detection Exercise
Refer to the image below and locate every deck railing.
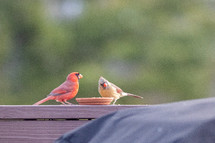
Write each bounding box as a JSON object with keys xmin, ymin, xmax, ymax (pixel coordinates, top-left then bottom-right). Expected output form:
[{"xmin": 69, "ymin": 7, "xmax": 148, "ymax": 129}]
[{"xmin": 0, "ymin": 105, "xmax": 145, "ymax": 143}]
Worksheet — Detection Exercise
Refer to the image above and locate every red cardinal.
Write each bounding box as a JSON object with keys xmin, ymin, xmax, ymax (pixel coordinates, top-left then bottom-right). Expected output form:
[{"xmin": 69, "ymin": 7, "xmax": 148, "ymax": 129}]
[
  {"xmin": 33, "ymin": 72, "xmax": 83, "ymax": 105},
  {"xmin": 98, "ymin": 76, "xmax": 143, "ymax": 104}
]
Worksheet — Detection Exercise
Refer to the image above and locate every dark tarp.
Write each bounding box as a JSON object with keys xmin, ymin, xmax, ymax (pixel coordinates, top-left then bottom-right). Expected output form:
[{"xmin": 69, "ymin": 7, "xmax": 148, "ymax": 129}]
[{"xmin": 55, "ymin": 97, "xmax": 215, "ymax": 143}]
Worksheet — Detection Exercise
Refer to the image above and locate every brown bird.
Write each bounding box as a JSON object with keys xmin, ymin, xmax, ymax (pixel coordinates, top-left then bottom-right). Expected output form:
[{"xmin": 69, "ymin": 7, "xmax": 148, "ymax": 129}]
[{"xmin": 98, "ymin": 76, "xmax": 143, "ymax": 104}]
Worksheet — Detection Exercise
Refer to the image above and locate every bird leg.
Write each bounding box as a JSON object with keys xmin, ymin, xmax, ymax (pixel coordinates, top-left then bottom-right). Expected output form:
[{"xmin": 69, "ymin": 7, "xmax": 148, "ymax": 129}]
[
  {"xmin": 64, "ymin": 100, "xmax": 73, "ymax": 105},
  {"xmin": 112, "ymin": 99, "xmax": 117, "ymax": 105},
  {"xmin": 60, "ymin": 102, "xmax": 67, "ymax": 105},
  {"xmin": 56, "ymin": 100, "xmax": 67, "ymax": 105}
]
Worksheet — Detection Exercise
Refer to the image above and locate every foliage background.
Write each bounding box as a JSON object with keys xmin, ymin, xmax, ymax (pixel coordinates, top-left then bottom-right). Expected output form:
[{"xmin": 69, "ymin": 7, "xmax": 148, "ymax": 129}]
[{"xmin": 0, "ymin": 0, "xmax": 215, "ymax": 105}]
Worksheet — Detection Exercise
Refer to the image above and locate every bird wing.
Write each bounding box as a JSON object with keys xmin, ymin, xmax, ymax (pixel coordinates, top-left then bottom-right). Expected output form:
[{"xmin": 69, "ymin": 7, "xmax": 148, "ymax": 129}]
[
  {"xmin": 49, "ymin": 89, "xmax": 71, "ymax": 96},
  {"xmin": 48, "ymin": 81, "xmax": 75, "ymax": 96},
  {"xmin": 110, "ymin": 82, "xmax": 123, "ymax": 93}
]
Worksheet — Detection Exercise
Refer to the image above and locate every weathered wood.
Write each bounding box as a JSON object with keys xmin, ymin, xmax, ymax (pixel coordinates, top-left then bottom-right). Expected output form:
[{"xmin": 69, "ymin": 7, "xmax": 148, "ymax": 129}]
[
  {"xmin": 0, "ymin": 105, "xmax": 145, "ymax": 119},
  {"xmin": 0, "ymin": 105, "xmax": 146, "ymax": 143},
  {"xmin": 0, "ymin": 120, "xmax": 88, "ymax": 143}
]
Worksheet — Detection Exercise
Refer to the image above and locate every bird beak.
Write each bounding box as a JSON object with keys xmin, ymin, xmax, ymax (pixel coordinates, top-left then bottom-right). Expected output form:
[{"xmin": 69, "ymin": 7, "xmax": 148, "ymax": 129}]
[
  {"xmin": 100, "ymin": 82, "xmax": 107, "ymax": 88},
  {"xmin": 103, "ymin": 82, "xmax": 107, "ymax": 87},
  {"xmin": 78, "ymin": 74, "xmax": 83, "ymax": 79},
  {"xmin": 99, "ymin": 77, "xmax": 108, "ymax": 86}
]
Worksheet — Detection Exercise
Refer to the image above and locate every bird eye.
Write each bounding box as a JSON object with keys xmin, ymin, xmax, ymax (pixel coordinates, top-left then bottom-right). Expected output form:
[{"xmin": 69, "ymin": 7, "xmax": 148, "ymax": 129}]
[
  {"xmin": 75, "ymin": 73, "xmax": 79, "ymax": 76},
  {"xmin": 75, "ymin": 73, "xmax": 83, "ymax": 79}
]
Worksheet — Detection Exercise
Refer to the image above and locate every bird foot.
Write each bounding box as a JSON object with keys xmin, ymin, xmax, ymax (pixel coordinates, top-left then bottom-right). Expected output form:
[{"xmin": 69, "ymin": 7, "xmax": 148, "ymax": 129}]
[{"xmin": 64, "ymin": 101, "xmax": 73, "ymax": 105}]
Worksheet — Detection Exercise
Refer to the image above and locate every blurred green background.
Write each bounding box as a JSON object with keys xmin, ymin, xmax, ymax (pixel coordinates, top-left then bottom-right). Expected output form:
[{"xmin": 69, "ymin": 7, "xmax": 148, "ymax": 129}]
[{"xmin": 0, "ymin": 0, "xmax": 215, "ymax": 105}]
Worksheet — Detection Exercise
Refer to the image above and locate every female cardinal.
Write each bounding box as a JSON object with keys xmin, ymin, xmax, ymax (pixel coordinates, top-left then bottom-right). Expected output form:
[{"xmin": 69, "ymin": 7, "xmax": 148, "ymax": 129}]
[
  {"xmin": 33, "ymin": 72, "xmax": 83, "ymax": 105},
  {"xmin": 98, "ymin": 76, "xmax": 143, "ymax": 104}
]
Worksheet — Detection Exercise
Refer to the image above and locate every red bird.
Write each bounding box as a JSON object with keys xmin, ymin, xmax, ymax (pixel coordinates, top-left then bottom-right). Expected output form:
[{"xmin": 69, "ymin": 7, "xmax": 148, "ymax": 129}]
[{"xmin": 33, "ymin": 72, "xmax": 83, "ymax": 105}]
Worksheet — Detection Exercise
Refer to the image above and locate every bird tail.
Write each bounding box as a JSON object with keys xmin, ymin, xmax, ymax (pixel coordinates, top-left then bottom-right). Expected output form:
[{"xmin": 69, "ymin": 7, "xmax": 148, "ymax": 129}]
[
  {"xmin": 33, "ymin": 96, "xmax": 53, "ymax": 105},
  {"xmin": 123, "ymin": 93, "xmax": 143, "ymax": 99}
]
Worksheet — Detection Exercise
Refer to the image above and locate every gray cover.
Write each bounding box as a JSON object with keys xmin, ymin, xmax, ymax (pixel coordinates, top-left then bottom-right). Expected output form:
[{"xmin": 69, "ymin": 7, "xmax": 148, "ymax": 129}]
[{"xmin": 55, "ymin": 97, "xmax": 215, "ymax": 143}]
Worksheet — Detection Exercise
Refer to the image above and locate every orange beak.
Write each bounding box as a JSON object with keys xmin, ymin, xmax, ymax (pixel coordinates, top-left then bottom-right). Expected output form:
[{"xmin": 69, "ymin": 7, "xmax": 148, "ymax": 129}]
[
  {"xmin": 78, "ymin": 74, "xmax": 83, "ymax": 79},
  {"xmin": 103, "ymin": 83, "xmax": 107, "ymax": 88}
]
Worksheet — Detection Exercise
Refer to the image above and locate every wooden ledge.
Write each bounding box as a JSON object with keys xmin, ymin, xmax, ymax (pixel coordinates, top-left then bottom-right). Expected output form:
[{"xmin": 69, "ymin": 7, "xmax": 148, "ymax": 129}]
[
  {"xmin": 0, "ymin": 105, "xmax": 147, "ymax": 143},
  {"xmin": 0, "ymin": 105, "xmax": 147, "ymax": 119}
]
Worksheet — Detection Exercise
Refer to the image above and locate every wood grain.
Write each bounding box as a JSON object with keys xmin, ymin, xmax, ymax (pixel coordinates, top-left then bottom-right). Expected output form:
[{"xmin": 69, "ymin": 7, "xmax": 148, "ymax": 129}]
[
  {"xmin": 0, "ymin": 105, "xmax": 146, "ymax": 143},
  {"xmin": 0, "ymin": 120, "xmax": 88, "ymax": 143},
  {"xmin": 0, "ymin": 105, "xmax": 146, "ymax": 119}
]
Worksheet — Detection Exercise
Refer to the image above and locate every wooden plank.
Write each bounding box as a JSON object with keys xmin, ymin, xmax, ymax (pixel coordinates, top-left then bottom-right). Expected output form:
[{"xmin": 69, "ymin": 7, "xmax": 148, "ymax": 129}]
[
  {"xmin": 0, "ymin": 105, "xmax": 145, "ymax": 119},
  {"xmin": 0, "ymin": 120, "xmax": 89, "ymax": 143}
]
